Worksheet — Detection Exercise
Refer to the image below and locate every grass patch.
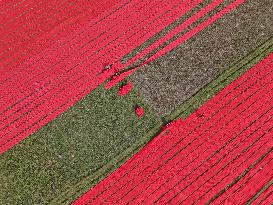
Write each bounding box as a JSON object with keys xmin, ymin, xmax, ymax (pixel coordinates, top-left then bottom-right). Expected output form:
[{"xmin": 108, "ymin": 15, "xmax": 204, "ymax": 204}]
[
  {"xmin": 164, "ymin": 36, "xmax": 273, "ymax": 121},
  {"xmin": 0, "ymin": 82, "xmax": 162, "ymax": 205},
  {"xmin": 50, "ymin": 124, "xmax": 162, "ymax": 205}
]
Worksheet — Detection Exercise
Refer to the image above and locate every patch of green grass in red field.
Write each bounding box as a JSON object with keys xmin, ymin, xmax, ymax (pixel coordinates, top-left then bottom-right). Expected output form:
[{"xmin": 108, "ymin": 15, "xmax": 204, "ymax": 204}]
[{"xmin": 0, "ymin": 81, "xmax": 162, "ymax": 205}]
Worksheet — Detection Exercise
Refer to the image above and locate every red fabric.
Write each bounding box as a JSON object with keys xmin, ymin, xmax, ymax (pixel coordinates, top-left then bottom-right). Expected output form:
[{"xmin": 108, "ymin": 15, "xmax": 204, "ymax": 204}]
[
  {"xmin": 135, "ymin": 106, "xmax": 145, "ymax": 117},
  {"xmin": 0, "ymin": 0, "xmax": 245, "ymax": 154},
  {"xmin": 0, "ymin": 0, "xmax": 199, "ymax": 153}
]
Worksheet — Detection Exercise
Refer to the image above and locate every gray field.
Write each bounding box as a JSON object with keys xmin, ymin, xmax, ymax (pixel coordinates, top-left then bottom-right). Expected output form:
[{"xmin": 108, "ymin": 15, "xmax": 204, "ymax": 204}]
[{"xmin": 130, "ymin": 0, "xmax": 273, "ymax": 116}]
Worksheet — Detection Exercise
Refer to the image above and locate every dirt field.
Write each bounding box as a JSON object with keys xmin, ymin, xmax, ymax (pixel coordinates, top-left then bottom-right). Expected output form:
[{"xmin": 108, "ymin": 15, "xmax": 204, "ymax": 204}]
[{"xmin": 130, "ymin": 0, "xmax": 273, "ymax": 116}]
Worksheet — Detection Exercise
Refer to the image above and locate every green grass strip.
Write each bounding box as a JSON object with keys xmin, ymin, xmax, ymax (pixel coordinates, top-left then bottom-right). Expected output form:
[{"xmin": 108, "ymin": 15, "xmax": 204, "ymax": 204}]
[
  {"xmin": 164, "ymin": 36, "xmax": 273, "ymax": 121},
  {"xmin": 50, "ymin": 124, "xmax": 162, "ymax": 205},
  {"xmin": 0, "ymin": 82, "xmax": 162, "ymax": 205}
]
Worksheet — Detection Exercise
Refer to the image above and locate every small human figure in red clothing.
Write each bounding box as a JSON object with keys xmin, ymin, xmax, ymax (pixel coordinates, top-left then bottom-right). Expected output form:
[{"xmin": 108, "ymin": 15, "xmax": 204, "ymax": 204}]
[{"xmin": 135, "ymin": 106, "xmax": 145, "ymax": 117}]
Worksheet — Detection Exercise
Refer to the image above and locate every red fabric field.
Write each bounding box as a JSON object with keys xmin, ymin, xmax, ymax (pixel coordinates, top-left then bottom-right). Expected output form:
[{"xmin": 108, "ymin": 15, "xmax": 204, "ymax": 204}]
[
  {"xmin": 252, "ymin": 181, "xmax": 273, "ymax": 205},
  {"xmin": 73, "ymin": 52, "xmax": 273, "ymax": 204},
  {"xmin": 0, "ymin": 0, "xmax": 244, "ymax": 154}
]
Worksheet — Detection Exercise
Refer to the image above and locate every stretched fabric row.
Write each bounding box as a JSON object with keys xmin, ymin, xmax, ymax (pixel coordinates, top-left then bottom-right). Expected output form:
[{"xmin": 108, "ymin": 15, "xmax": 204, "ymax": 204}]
[{"xmin": 0, "ymin": 0, "xmax": 245, "ymax": 153}]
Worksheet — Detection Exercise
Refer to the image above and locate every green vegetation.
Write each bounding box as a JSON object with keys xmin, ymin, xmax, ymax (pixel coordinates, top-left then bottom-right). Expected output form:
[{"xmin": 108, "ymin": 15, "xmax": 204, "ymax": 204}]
[
  {"xmin": 164, "ymin": 37, "xmax": 273, "ymax": 121},
  {"xmin": 0, "ymin": 82, "xmax": 162, "ymax": 205}
]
